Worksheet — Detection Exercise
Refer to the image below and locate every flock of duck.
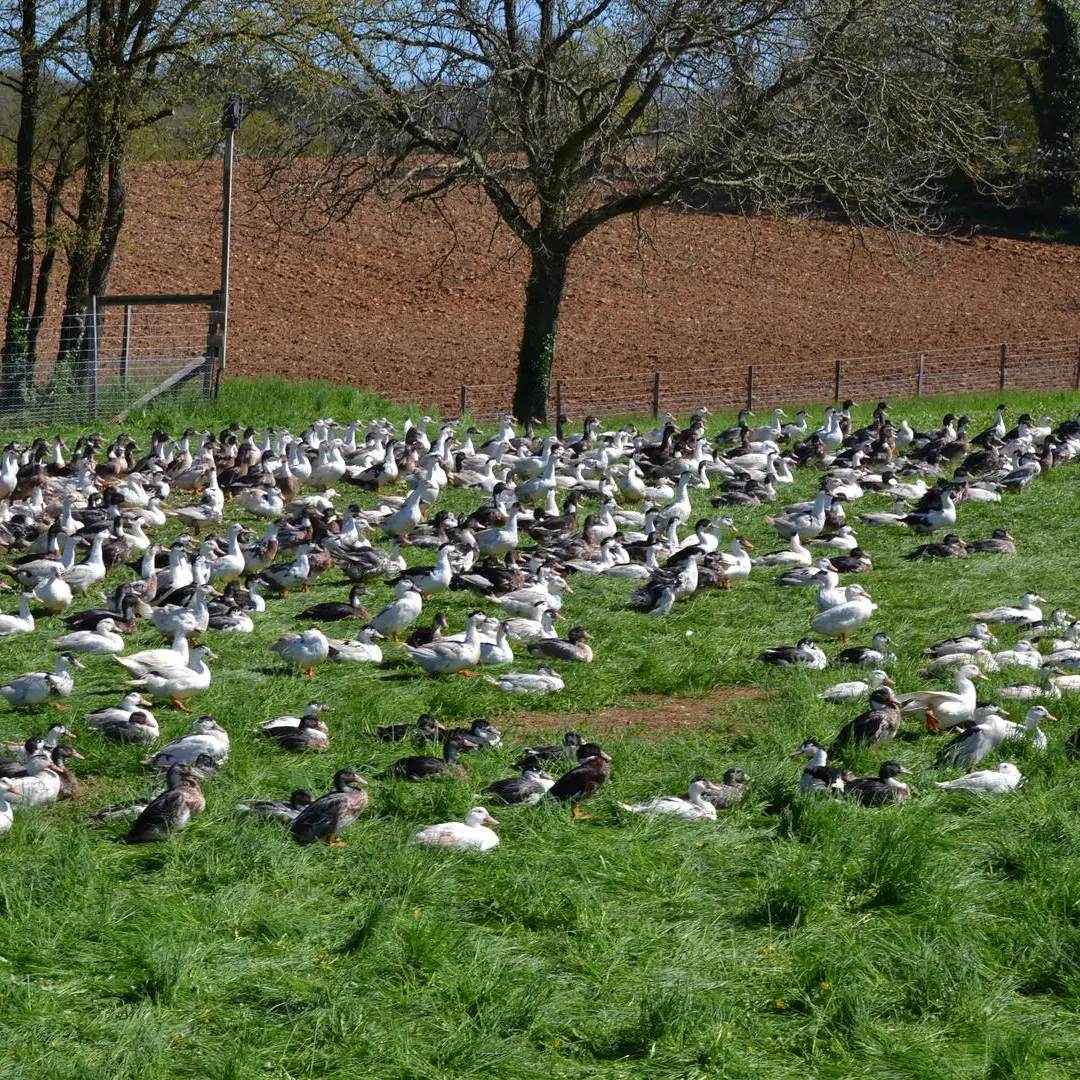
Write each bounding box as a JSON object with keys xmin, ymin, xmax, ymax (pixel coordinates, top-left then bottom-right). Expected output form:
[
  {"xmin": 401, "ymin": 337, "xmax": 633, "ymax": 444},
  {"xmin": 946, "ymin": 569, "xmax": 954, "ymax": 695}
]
[{"xmin": 0, "ymin": 399, "xmax": 1075, "ymax": 849}]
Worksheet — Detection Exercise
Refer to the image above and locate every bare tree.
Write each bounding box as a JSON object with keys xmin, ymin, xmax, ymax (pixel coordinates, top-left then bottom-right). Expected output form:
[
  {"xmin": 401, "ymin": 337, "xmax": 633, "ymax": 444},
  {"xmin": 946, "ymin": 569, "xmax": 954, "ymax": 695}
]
[{"xmin": 270, "ymin": 0, "xmax": 1003, "ymax": 420}]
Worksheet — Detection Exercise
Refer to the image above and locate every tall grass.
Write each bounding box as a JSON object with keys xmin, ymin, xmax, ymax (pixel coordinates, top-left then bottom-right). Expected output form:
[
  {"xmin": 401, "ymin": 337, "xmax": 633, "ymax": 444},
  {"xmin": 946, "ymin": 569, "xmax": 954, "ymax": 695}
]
[{"xmin": 0, "ymin": 380, "xmax": 1078, "ymax": 1077}]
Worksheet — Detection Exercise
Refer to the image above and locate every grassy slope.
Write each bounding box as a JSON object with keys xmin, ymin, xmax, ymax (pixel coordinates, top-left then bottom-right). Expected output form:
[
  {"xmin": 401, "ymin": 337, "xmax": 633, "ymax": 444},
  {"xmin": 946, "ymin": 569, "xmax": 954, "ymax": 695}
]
[{"xmin": 1, "ymin": 381, "xmax": 1079, "ymax": 1079}]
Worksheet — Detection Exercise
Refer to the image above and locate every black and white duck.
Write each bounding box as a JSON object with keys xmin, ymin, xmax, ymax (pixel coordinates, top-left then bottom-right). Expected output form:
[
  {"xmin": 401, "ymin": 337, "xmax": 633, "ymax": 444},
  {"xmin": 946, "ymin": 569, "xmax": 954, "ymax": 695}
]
[
  {"xmin": 295, "ymin": 585, "xmax": 371, "ymax": 622},
  {"xmin": 845, "ymin": 761, "xmax": 912, "ymax": 806},
  {"xmin": 236, "ymin": 790, "xmax": 315, "ymax": 823},
  {"xmin": 545, "ymin": 743, "xmax": 612, "ymax": 818},
  {"xmin": 791, "ymin": 739, "xmax": 847, "ymax": 795},
  {"xmin": 480, "ymin": 764, "xmax": 555, "ymax": 806},
  {"xmin": 757, "ymin": 639, "xmax": 827, "ymax": 669},
  {"xmin": 830, "ymin": 687, "xmax": 903, "ymax": 751},
  {"xmin": 378, "ymin": 736, "xmax": 470, "ymax": 781},
  {"xmin": 527, "ymin": 627, "xmax": 594, "ymax": 663}
]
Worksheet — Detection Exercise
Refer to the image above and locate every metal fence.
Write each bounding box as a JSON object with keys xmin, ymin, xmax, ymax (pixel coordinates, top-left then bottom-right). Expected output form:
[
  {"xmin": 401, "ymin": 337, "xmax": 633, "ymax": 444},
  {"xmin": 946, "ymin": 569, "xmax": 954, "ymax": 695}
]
[
  {"xmin": 0, "ymin": 294, "xmax": 221, "ymax": 430},
  {"xmin": 390, "ymin": 336, "xmax": 1080, "ymax": 421}
]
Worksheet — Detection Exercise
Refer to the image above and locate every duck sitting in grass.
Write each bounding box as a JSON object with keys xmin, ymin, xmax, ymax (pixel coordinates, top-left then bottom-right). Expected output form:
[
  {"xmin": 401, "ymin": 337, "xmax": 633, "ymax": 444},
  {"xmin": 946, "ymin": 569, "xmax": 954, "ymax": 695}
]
[
  {"xmin": 411, "ymin": 807, "xmax": 501, "ymax": 851},
  {"xmin": 402, "ymin": 610, "xmax": 485, "ymax": 675},
  {"xmin": 271, "ymin": 627, "xmax": 330, "ymax": 677},
  {"xmin": 619, "ymin": 776, "xmax": 725, "ymax": 821},
  {"xmin": 546, "ymin": 743, "xmax": 612, "ymax": 818},
  {"xmin": 290, "ymin": 770, "xmax": 369, "ymax": 846},
  {"xmin": 0, "ymin": 653, "xmax": 84, "ymax": 709},
  {"xmin": 123, "ymin": 764, "xmax": 206, "ymax": 843}
]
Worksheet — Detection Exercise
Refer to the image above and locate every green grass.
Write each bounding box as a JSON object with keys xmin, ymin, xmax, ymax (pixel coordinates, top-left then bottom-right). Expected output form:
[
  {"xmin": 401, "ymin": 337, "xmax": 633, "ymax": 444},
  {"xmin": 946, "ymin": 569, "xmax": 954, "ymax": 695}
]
[{"xmin": 1, "ymin": 379, "xmax": 1080, "ymax": 1078}]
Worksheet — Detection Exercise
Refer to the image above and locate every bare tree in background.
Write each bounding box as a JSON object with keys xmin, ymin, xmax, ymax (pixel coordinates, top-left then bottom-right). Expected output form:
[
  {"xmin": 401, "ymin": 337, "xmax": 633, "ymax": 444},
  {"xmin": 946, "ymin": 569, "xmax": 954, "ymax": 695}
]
[{"xmin": 268, "ymin": 0, "xmax": 1003, "ymax": 421}]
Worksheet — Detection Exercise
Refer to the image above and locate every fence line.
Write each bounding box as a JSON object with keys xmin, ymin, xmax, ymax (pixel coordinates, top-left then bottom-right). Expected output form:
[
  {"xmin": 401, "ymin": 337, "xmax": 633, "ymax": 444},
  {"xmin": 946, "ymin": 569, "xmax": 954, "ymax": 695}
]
[{"xmin": 385, "ymin": 336, "xmax": 1080, "ymax": 420}]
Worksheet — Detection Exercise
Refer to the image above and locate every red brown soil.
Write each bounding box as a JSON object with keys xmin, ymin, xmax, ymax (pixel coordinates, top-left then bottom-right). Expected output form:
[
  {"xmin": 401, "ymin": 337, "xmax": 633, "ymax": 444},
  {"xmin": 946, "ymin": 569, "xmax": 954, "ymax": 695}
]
[
  {"xmin": 19, "ymin": 161, "xmax": 1080, "ymax": 400},
  {"xmin": 504, "ymin": 687, "xmax": 768, "ymax": 740}
]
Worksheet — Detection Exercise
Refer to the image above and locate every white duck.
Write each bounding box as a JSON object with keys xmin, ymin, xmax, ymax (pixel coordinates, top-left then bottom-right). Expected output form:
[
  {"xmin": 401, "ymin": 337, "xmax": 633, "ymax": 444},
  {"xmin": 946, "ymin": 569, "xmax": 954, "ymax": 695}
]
[
  {"xmin": 810, "ymin": 585, "xmax": 877, "ymax": 641},
  {"xmin": 125, "ymin": 644, "xmax": 217, "ymax": 711},
  {"xmin": 479, "ymin": 622, "xmax": 514, "ymax": 666},
  {"xmin": 935, "ymin": 762, "xmax": 1023, "ymax": 794},
  {"xmin": 207, "ymin": 523, "xmax": 247, "ymax": 585},
  {"xmin": 0, "ymin": 653, "xmax": 83, "ymax": 708},
  {"xmin": 475, "ymin": 503, "xmax": 523, "ymax": 558},
  {"xmin": 820, "ymin": 669, "xmax": 893, "ymax": 703},
  {"xmin": 618, "ymin": 777, "xmax": 724, "ymax": 821},
  {"xmin": 85, "ymin": 691, "xmax": 156, "ymax": 729},
  {"xmin": 32, "ymin": 563, "xmax": 73, "ymax": 614},
  {"xmin": 751, "ymin": 534, "xmax": 811, "ymax": 569},
  {"xmin": 61, "ymin": 532, "xmax": 108, "ymax": 596},
  {"xmin": 379, "ymin": 487, "xmax": 426, "ymax": 540},
  {"xmin": 368, "ymin": 579, "xmax": 423, "ymax": 641},
  {"xmin": 970, "ymin": 593, "xmax": 1046, "ymax": 626},
  {"xmin": 0, "ymin": 592, "xmax": 34, "ymax": 637},
  {"xmin": 115, "ymin": 630, "xmax": 190, "ymax": 678},
  {"xmin": 148, "ymin": 583, "xmax": 215, "ymax": 639},
  {"xmin": 1000, "ymin": 705, "xmax": 1054, "ymax": 750},
  {"xmin": 326, "ymin": 629, "xmax": 384, "ymax": 664},
  {"xmin": 403, "ymin": 610, "xmax": 485, "ymax": 675},
  {"xmin": 3, "ymin": 752, "xmax": 62, "ymax": 807},
  {"xmin": 411, "ymin": 806, "xmax": 500, "ymax": 851},
  {"xmin": 0, "ymin": 786, "xmax": 14, "ymax": 834},
  {"xmin": 717, "ymin": 537, "xmax": 754, "ymax": 586},
  {"xmin": 271, "ymin": 627, "xmax": 330, "ymax": 676},
  {"xmin": 896, "ymin": 663, "xmax": 987, "ymax": 730},
  {"xmin": 482, "ymin": 665, "xmax": 565, "ymax": 694},
  {"xmin": 144, "ymin": 715, "xmax": 230, "ymax": 766},
  {"xmin": 992, "ymin": 640, "xmax": 1043, "ymax": 670},
  {"xmin": 257, "ymin": 701, "xmax": 332, "ymax": 736},
  {"xmin": 50, "ymin": 617, "xmax": 126, "ymax": 655},
  {"xmin": 927, "ymin": 648, "xmax": 1000, "ymax": 674},
  {"xmin": 765, "ymin": 489, "xmax": 831, "ymax": 541}
]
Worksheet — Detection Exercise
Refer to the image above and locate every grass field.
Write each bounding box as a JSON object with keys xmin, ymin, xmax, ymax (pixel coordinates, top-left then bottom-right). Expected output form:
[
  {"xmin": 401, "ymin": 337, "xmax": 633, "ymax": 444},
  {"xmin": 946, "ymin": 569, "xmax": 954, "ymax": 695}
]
[{"xmin": 1, "ymin": 381, "xmax": 1080, "ymax": 1079}]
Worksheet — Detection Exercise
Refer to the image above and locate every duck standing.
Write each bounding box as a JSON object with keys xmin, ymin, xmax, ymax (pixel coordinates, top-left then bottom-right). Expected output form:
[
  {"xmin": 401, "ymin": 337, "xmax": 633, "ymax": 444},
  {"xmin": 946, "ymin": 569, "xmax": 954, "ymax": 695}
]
[{"xmin": 546, "ymin": 743, "xmax": 612, "ymax": 818}]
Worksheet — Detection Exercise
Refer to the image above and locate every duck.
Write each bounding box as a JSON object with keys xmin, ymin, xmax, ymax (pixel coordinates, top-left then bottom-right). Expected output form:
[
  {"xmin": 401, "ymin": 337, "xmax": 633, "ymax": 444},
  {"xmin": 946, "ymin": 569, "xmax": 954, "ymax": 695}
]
[
  {"xmin": 411, "ymin": 806, "xmax": 500, "ymax": 851},
  {"xmin": 85, "ymin": 691, "xmax": 156, "ymax": 729},
  {"xmin": 444, "ymin": 718, "xmax": 502, "ymax": 749},
  {"xmin": 935, "ymin": 762, "xmax": 1023, "ymax": 794},
  {"xmin": 925, "ymin": 624, "xmax": 997, "ymax": 657},
  {"xmin": 757, "ymin": 639, "xmax": 828, "ymax": 669},
  {"xmin": 619, "ymin": 776, "xmax": 724, "ymax": 821},
  {"xmin": 271, "ymin": 713, "xmax": 331, "ymax": 752},
  {"xmin": 483, "ymin": 665, "xmax": 565, "ymax": 694},
  {"xmin": 376, "ymin": 712, "xmax": 445, "ymax": 743},
  {"xmin": 527, "ymin": 627, "xmax": 594, "ymax": 663},
  {"xmin": 147, "ymin": 582, "xmax": 216, "ymax": 639},
  {"xmin": 392, "ymin": 543, "xmax": 455, "ymax": 596},
  {"xmin": 927, "ymin": 647, "xmax": 1000, "ymax": 675},
  {"xmin": 836, "ymin": 633, "xmax": 895, "ymax": 668},
  {"xmin": 144, "ymin": 715, "xmax": 230, "ymax": 767},
  {"xmin": 123, "ymin": 764, "xmax": 206, "ymax": 843},
  {"xmin": 0, "ymin": 786, "xmax": 15, "ymax": 835},
  {"xmin": 895, "ymin": 663, "xmax": 987, "ymax": 731},
  {"xmin": 114, "ymin": 629, "xmax": 190, "ymax": 679},
  {"xmin": 699, "ymin": 767, "xmax": 751, "ymax": 809},
  {"xmin": 290, "ymin": 769, "xmax": 369, "ymax": 845},
  {"xmin": 519, "ymin": 732, "xmax": 586, "ymax": 761},
  {"xmin": 125, "ymin": 645, "xmax": 217, "ymax": 712},
  {"xmin": 997, "ymin": 664, "xmax": 1066, "ymax": 701},
  {"xmin": 0, "ymin": 652, "xmax": 83, "ymax": 708},
  {"xmin": 969, "ymin": 593, "xmax": 1046, "ymax": 626},
  {"xmin": 402, "ymin": 610, "xmax": 485, "ymax": 675},
  {"xmin": 236, "ymin": 790, "xmax": 315, "ymax": 823},
  {"xmin": 327, "ymin": 629, "xmax": 384, "ymax": 664},
  {"xmin": 379, "ymin": 735, "xmax": 470, "ymax": 781},
  {"xmin": 765, "ymin": 488, "xmax": 831, "ymax": 541},
  {"xmin": 820, "ymin": 669, "xmax": 893, "ymax": 703},
  {"xmin": 791, "ymin": 739, "xmax": 847, "ymax": 795},
  {"xmin": 2, "ymin": 751, "xmax": 62, "ymax": 807},
  {"xmin": 968, "ymin": 528, "xmax": 1016, "ymax": 555},
  {"xmin": 810, "ymin": 585, "xmax": 876, "ymax": 641},
  {"xmin": 545, "ymin": 743, "xmax": 612, "ymax": 817},
  {"xmin": 296, "ymin": 586, "xmax": 370, "ymax": 622},
  {"xmin": 0, "ymin": 592, "xmax": 34, "ymax": 637},
  {"xmin": 903, "ymin": 533, "xmax": 968, "ymax": 560},
  {"xmin": 49, "ymin": 616, "xmax": 126, "ymax": 655},
  {"xmin": 830, "ymin": 686, "xmax": 904, "ymax": 750},
  {"xmin": 480, "ymin": 765, "xmax": 555, "ymax": 806},
  {"xmin": 478, "ymin": 622, "xmax": 514, "ymax": 666},
  {"xmin": 32, "ymin": 562, "xmax": 73, "ymax": 613},
  {"xmin": 96, "ymin": 708, "xmax": 160, "ymax": 745},
  {"xmin": 258, "ymin": 701, "xmax": 332, "ymax": 737},
  {"xmin": 367, "ymin": 579, "xmax": 423, "ymax": 642},
  {"xmin": 992, "ymin": 640, "xmax": 1043, "ymax": 670},
  {"xmin": 751, "ymin": 534, "xmax": 811, "ymax": 569},
  {"xmin": 845, "ymin": 762, "xmax": 912, "ymax": 806},
  {"xmin": 902, "ymin": 489, "xmax": 957, "ymax": 534},
  {"xmin": 261, "ymin": 545, "xmax": 313, "ymax": 595},
  {"xmin": 271, "ymin": 627, "xmax": 330, "ymax": 676},
  {"xmin": 775, "ymin": 557, "xmax": 838, "ymax": 589}
]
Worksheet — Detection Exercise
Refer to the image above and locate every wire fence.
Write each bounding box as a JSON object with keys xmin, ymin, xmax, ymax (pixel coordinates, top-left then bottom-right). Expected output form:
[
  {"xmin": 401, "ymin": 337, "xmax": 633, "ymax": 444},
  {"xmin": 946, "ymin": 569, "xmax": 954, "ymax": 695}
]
[
  {"xmin": 389, "ymin": 336, "xmax": 1080, "ymax": 420},
  {"xmin": 0, "ymin": 298, "xmax": 220, "ymax": 430}
]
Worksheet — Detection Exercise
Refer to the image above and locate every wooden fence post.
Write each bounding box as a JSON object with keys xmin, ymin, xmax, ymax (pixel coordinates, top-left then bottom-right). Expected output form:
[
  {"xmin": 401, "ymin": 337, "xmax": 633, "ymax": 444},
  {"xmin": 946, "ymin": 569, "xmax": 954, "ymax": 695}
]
[
  {"xmin": 651, "ymin": 372, "xmax": 660, "ymax": 418},
  {"xmin": 555, "ymin": 379, "xmax": 563, "ymax": 430},
  {"xmin": 999, "ymin": 342, "xmax": 1007, "ymax": 391},
  {"xmin": 459, "ymin": 384, "xmax": 467, "ymax": 416},
  {"xmin": 834, "ymin": 359, "xmax": 842, "ymax": 402},
  {"xmin": 119, "ymin": 304, "xmax": 132, "ymax": 387},
  {"xmin": 916, "ymin": 353, "xmax": 925, "ymax": 397},
  {"xmin": 86, "ymin": 294, "xmax": 99, "ymax": 417},
  {"xmin": 1075, "ymin": 338, "xmax": 1080, "ymax": 391},
  {"xmin": 746, "ymin": 365, "xmax": 755, "ymax": 411}
]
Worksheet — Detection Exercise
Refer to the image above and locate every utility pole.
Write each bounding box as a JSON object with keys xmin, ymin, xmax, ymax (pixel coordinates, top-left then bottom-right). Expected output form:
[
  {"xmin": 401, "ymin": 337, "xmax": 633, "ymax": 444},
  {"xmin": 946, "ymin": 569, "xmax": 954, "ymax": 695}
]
[{"xmin": 216, "ymin": 99, "xmax": 242, "ymax": 395}]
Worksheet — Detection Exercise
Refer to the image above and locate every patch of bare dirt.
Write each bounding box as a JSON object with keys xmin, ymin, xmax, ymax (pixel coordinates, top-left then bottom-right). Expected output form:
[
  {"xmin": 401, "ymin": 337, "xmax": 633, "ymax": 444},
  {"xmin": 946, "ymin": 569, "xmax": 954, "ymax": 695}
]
[
  {"xmin": 9, "ymin": 160, "xmax": 1080, "ymax": 404},
  {"xmin": 505, "ymin": 686, "xmax": 768, "ymax": 740}
]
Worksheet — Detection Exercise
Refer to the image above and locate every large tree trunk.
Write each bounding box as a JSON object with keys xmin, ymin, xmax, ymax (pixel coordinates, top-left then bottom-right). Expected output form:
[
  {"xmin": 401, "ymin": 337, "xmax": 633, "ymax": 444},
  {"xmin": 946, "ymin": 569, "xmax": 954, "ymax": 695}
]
[
  {"xmin": 2, "ymin": 0, "xmax": 40, "ymax": 412},
  {"xmin": 512, "ymin": 244, "xmax": 569, "ymax": 424}
]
